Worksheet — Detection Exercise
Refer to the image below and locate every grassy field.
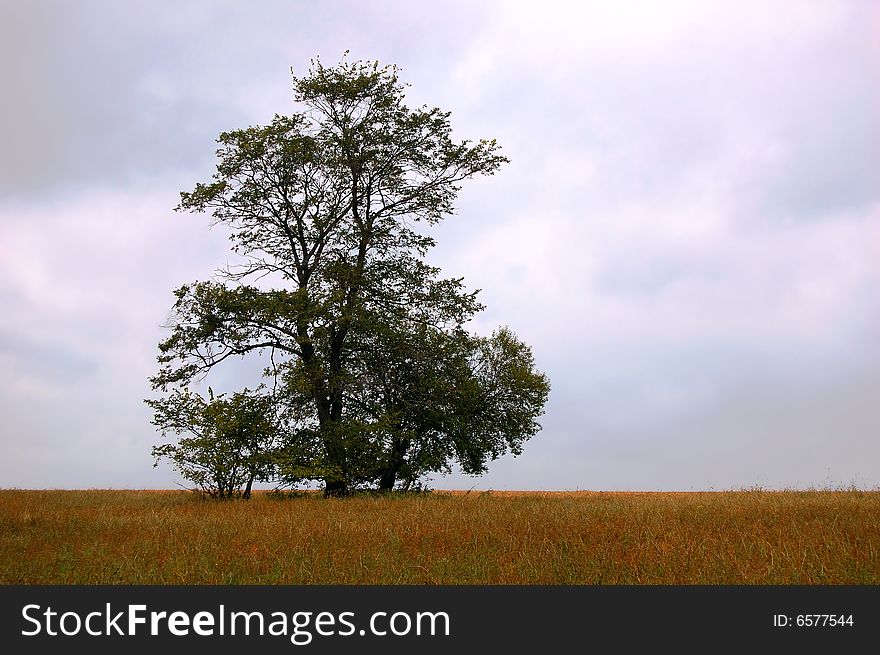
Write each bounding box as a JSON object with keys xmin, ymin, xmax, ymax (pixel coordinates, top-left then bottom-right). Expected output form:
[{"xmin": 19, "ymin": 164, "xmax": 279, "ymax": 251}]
[{"xmin": 1, "ymin": 489, "xmax": 877, "ymax": 584}]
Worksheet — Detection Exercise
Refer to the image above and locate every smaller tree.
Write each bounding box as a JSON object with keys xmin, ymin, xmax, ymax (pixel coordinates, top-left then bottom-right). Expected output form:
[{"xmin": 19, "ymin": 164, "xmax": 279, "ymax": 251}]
[
  {"xmin": 147, "ymin": 387, "xmax": 280, "ymax": 498},
  {"xmin": 345, "ymin": 322, "xmax": 551, "ymax": 491}
]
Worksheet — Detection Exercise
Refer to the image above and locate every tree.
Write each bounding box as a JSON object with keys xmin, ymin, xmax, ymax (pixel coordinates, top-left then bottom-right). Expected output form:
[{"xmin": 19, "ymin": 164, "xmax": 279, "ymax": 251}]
[
  {"xmin": 149, "ymin": 56, "xmax": 549, "ymax": 496},
  {"xmin": 148, "ymin": 388, "xmax": 280, "ymax": 498},
  {"xmin": 343, "ymin": 320, "xmax": 550, "ymax": 491}
]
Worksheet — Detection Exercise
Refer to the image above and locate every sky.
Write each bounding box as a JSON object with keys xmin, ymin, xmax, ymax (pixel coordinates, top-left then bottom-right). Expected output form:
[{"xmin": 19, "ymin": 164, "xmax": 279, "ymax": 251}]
[{"xmin": 1, "ymin": 0, "xmax": 879, "ymax": 491}]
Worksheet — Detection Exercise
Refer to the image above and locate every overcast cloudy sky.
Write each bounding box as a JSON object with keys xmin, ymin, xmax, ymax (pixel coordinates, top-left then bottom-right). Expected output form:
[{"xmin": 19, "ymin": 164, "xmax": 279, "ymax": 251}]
[{"xmin": 2, "ymin": 0, "xmax": 878, "ymax": 490}]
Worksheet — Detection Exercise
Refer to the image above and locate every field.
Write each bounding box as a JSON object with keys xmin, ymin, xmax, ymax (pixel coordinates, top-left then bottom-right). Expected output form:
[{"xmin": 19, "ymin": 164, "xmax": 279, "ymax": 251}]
[{"xmin": 1, "ymin": 489, "xmax": 878, "ymax": 584}]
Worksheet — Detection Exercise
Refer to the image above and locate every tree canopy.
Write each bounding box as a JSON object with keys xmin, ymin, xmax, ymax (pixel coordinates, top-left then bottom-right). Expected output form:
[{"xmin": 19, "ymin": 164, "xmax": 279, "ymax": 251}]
[{"xmin": 148, "ymin": 57, "xmax": 549, "ymax": 496}]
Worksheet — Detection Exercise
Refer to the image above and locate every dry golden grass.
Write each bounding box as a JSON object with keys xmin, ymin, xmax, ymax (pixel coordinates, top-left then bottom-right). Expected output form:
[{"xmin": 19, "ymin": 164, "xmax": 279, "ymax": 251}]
[{"xmin": 1, "ymin": 489, "xmax": 878, "ymax": 584}]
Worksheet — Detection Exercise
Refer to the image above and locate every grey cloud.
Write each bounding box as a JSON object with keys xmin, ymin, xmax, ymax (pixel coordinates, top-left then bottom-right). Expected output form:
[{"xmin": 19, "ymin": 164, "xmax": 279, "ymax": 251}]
[
  {"xmin": 594, "ymin": 248, "xmax": 725, "ymax": 297},
  {"xmin": 0, "ymin": 2, "xmax": 240, "ymax": 200},
  {"xmin": 457, "ymin": 4, "xmax": 880, "ymax": 228},
  {"xmin": 438, "ymin": 343, "xmax": 880, "ymax": 491},
  {"xmin": 762, "ymin": 113, "xmax": 880, "ymax": 220},
  {"xmin": 0, "ymin": 0, "xmax": 492, "ymax": 202},
  {"xmin": 0, "ymin": 328, "xmax": 96, "ymax": 383},
  {"xmin": 1, "ymin": 1, "xmax": 878, "ymax": 490}
]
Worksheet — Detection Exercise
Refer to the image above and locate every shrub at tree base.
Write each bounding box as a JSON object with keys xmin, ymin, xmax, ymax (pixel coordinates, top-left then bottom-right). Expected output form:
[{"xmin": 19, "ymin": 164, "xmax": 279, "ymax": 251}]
[{"xmin": 147, "ymin": 388, "xmax": 279, "ymax": 499}]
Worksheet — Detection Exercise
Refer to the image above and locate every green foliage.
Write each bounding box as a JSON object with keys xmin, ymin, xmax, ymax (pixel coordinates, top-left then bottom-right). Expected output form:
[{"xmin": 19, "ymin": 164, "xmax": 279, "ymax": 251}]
[
  {"xmin": 344, "ymin": 321, "xmax": 550, "ymax": 490},
  {"xmin": 148, "ymin": 56, "xmax": 548, "ymax": 496},
  {"xmin": 147, "ymin": 388, "xmax": 280, "ymax": 498}
]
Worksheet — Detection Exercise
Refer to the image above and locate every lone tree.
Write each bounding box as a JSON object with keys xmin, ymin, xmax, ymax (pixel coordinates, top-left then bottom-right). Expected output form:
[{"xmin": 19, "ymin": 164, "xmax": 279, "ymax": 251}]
[{"xmin": 149, "ymin": 57, "xmax": 549, "ymax": 496}]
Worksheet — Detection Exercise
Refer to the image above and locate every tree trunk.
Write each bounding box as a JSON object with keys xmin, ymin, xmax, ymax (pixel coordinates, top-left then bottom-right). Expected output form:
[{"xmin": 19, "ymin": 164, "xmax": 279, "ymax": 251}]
[
  {"xmin": 378, "ymin": 468, "xmax": 396, "ymax": 492},
  {"xmin": 377, "ymin": 435, "xmax": 410, "ymax": 492},
  {"xmin": 243, "ymin": 474, "xmax": 254, "ymax": 500},
  {"xmin": 324, "ymin": 478, "xmax": 348, "ymax": 497},
  {"xmin": 297, "ymin": 318, "xmax": 350, "ymax": 496},
  {"xmin": 320, "ymin": 414, "xmax": 350, "ymax": 497}
]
